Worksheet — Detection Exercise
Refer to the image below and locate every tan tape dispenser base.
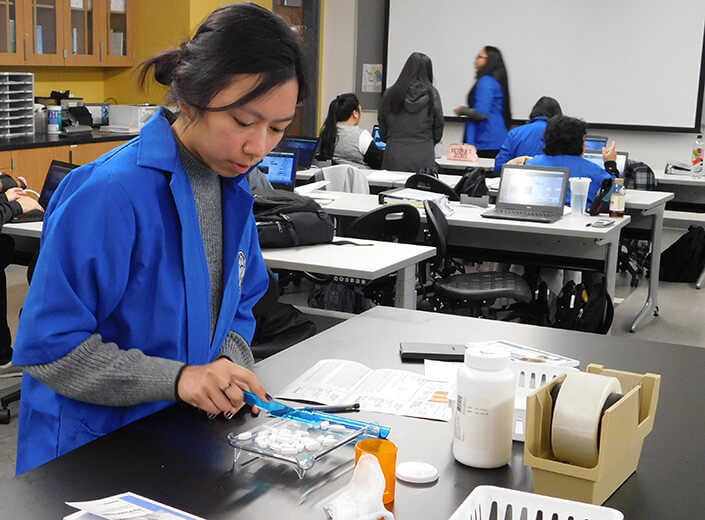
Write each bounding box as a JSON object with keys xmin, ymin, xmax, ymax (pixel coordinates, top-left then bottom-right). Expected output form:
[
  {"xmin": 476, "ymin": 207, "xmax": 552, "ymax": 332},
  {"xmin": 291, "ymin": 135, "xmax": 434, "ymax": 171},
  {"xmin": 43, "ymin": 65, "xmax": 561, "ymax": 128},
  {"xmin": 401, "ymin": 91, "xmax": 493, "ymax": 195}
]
[{"xmin": 524, "ymin": 364, "xmax": 661, "ymax": 505}]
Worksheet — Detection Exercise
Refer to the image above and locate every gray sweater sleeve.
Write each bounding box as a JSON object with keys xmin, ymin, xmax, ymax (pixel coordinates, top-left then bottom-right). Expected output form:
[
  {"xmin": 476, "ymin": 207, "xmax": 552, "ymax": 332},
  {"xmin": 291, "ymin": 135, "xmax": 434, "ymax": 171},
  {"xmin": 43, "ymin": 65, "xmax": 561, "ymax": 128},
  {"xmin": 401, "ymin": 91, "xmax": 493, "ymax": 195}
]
[
  {"xmin": 218, "ymin": 331, "xmax": 255, "ymax": 369},
  {"xmin": 458, "ymin": 106, "xmax": 488, "ymax": 121},
  {"xmin": 22, "ymin": 334, "xmax": 185, "ymax": 406}
]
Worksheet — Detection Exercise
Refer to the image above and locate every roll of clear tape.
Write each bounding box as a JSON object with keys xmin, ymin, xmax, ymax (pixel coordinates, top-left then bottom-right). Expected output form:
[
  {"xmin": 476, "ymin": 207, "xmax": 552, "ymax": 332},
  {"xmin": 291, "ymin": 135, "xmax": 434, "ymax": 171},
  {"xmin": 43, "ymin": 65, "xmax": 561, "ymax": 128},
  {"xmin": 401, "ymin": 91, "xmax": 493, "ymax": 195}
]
[{"xmin": 551, "ymin": 372, "xmax": 622, "ymax": 467}]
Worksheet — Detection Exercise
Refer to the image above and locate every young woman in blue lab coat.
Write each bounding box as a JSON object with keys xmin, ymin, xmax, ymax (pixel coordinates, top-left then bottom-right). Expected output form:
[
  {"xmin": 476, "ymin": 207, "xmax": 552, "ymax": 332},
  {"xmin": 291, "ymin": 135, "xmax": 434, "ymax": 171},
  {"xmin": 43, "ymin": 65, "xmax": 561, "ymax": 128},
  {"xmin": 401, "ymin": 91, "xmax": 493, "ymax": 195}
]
[
  {"xmin": 493, "ymin": 96, "xmax": 562, "ymax": 173},
  {"xmin": 527, "ymin": 115, "xmax": 616, "ymax": 208},
  {"xmin": 454, "ymin": 46, "xmax": 512, "ymax": 158},
  {"xmin": 12, "ymin": 3, "xmax": 308, "ymax": 474}
]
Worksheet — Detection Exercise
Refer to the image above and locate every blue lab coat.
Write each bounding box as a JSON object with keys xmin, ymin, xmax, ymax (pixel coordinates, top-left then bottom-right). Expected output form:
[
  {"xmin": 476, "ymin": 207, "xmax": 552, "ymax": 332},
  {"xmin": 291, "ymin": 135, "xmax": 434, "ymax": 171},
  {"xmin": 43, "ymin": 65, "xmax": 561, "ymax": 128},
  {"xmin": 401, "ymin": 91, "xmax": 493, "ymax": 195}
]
[
  {"xmin": 463, "ymin": 75, "xmax": 508, "ymax": 150},
  {"xmin": 493, "ymin": 116, "xmax": 550, "ymax": 173},
  {"xmin": 527, "ymin": 154, "xmax": 614, "ymax": 208},
  {"xmin": 13, "ymin": 108, "xmax": 268, "ymax": 474}
]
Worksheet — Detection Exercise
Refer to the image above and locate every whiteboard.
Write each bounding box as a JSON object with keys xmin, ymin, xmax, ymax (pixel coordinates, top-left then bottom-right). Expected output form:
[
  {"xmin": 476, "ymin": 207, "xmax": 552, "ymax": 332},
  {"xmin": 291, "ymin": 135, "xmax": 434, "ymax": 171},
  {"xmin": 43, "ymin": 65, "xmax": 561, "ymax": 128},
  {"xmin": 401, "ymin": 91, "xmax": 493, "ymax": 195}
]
[{"xmin": 387, "ymin": 0, "xmax": 705, "ymax": 130}]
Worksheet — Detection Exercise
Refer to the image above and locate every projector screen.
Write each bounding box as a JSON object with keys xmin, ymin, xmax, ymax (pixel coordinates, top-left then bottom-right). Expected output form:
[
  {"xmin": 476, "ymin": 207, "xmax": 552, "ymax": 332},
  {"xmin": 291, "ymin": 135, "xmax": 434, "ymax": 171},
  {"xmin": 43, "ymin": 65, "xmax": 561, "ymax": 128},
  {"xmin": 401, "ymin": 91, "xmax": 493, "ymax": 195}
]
[{"xmin": 386, "ymin": 0, "xmax": 705, "ymax": 130}]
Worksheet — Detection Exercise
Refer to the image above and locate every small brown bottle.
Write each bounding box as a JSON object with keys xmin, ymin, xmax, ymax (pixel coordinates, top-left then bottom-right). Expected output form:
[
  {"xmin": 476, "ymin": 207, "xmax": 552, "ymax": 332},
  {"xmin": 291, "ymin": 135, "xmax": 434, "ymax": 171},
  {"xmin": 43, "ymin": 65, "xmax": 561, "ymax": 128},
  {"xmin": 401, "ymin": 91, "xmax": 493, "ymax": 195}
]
[{"xmin": 609, "ymin": 178, "xmax": 625, "ymax": 218}]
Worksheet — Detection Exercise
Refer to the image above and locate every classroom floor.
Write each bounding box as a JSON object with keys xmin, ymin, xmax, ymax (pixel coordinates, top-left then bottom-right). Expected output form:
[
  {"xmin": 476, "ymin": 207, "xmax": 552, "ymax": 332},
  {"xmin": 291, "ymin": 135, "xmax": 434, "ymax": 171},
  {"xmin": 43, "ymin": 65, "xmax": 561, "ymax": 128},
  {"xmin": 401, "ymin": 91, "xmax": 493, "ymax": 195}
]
[{"xmin": 1, "ymin": 226, "xmax": 703, "ymax": 483}]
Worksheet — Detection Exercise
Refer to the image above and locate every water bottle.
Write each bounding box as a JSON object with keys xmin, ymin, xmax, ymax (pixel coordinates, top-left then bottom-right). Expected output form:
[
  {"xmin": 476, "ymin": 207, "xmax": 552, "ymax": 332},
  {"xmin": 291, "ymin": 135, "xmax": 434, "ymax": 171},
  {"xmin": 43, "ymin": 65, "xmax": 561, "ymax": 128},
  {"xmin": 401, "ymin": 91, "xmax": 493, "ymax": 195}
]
[
  {"xmin": 609, "ymin": 178, "xmax": 626, "ymax": 218},
  {"xmin": 693, "ymin": 134, "xmax": 704, "ymax": 177},
  {"xmin": 453, "ymin": 344, "xmax": 515, "ymax": 468}
]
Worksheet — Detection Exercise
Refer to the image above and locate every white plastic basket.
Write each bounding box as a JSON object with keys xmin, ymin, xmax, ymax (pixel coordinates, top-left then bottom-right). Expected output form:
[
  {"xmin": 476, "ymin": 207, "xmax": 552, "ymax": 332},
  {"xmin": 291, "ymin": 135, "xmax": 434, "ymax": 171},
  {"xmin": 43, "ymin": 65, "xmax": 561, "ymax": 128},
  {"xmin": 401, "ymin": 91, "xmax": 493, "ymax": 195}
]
[
  {"xmin": 512, "ymin": 361, "xmax": 578, "ymax": 442},
  {"xmin": 448, "ymin": 485, "xmax": 624, "ymax": 520}
]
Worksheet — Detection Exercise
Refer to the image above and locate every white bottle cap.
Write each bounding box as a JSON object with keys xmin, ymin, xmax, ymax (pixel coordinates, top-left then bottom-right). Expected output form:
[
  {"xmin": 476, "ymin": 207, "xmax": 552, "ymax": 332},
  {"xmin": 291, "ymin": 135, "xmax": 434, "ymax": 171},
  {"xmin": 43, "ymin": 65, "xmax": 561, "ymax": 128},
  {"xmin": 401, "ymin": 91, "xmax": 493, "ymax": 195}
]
[
  {"xmin": 396, "ymin": 461, "xmax": 439, "ymax": 484},
  {"xmin": 464, "ymin": 344, "xmax": 511, "ymax": 371}
]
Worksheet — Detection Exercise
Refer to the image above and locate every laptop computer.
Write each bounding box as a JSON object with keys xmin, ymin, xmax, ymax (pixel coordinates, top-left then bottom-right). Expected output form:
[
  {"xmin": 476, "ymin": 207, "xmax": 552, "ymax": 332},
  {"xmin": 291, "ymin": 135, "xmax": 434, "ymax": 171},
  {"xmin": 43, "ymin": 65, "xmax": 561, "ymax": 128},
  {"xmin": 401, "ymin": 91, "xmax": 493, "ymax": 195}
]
[
  {"xmin": 481, "ymin": 164, "xmax": 570, "ymax": 223},
  {"xmin": 585, "ymin": 135, "xmax": 608, "ymax": 152},
  {"xmin": 372, "ymin": 124, "xmax": 386, "ymax": 150},
  {"xmin": 11, "ymin": 160, "xmax": 78, "ymax": 223},
  {"xmin": 257, "ymin": 151, "xmax": 297, "ymax": 190},
  {"xmin": 583, "ymin": 150, "xmax": 629, "ymax": 176},
  {"xmin": 275, "ymin": 136, "xmax": 318, "ymax": 170}
]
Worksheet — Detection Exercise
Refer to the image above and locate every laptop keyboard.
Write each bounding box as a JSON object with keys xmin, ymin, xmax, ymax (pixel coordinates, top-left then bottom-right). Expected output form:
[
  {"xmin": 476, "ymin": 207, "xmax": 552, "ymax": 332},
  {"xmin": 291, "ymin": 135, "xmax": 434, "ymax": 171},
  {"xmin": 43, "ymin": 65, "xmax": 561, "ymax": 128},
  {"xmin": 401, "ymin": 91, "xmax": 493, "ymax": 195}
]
[{"xmin": 495, "ymin": 209, "xmax": 555, "ymax": 219}]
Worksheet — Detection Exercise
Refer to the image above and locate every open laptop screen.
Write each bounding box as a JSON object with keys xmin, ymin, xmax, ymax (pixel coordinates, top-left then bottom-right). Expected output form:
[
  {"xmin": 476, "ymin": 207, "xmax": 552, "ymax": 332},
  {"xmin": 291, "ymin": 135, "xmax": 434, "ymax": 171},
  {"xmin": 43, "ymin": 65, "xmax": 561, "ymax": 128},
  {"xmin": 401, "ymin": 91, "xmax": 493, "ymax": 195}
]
[
  {"xmin": 498, "ymin": 165, "xmax": 567, "ymax": 207},
  {"xmin": 372, "ymin": 124, "xmax": 386, "ymax": 150},
  {"xmin": 585, "ymin": 135, "xmax": 608, "ymax": 152},
  {"xmin": 276, "ymin": 137, "xmax": 318, "ymax": 170},
  {"xmin": 257, "ymin": 151, "xmax": 297, "ymax": 189},
  {"xmin": 583, "ymin": 151, "xmax": 629, "ymax": 175},
  {"xmin": 39, "ymin": 160, "xmax": 78, "ymax": 209}
]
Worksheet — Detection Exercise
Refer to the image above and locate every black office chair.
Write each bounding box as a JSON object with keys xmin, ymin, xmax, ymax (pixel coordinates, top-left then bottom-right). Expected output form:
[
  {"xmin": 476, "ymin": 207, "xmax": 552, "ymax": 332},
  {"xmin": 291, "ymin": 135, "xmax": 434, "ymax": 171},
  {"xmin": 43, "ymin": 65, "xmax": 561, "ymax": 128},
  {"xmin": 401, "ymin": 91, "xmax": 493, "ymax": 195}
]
[
  {"xmin": 343, "ymin": 204, "xmax": 421, "ymax": 307},
  {"xmin": 251, "ymin": 268, "xmax": 317, "ymax": 360},
  {"xmin": 421, "ymin": 200, "xmax": 533, "ymax": 317},
  {"xmin": 405, "ymin": 174, "xmax": 460, "ymax": 201}
]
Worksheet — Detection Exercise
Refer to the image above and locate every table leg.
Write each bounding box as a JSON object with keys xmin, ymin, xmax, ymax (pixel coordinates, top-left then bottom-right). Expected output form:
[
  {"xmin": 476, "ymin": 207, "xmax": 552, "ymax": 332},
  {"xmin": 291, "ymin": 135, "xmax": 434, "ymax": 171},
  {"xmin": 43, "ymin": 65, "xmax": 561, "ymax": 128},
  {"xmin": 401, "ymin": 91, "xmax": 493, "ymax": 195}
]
[
  {"xmin": 604, "ymin": 237, "xmax": 618, "ymax": 302},
  {"xmin": 630, "ymin": 207, "xmax": 663, "ymax": 332},
  {"xmin": 395, "ymin": 265, "xmax": 417, "ymax": 309}
]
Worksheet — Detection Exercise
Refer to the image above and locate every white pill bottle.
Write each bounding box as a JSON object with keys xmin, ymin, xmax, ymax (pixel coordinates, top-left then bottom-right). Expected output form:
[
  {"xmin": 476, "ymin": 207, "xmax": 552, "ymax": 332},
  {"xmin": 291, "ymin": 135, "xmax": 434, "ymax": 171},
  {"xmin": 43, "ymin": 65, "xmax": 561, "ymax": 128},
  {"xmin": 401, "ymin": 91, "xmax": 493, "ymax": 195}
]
[{"xmin": 453, "ymin": 344, "xmax": 515, "ymax": 468}]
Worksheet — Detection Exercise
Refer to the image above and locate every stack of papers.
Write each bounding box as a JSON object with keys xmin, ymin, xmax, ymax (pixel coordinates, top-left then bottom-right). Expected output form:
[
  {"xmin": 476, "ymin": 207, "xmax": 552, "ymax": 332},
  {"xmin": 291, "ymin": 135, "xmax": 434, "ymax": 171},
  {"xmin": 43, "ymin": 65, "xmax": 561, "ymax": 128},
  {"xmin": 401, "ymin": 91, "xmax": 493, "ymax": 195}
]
[{"xmin": 65, "ymin": 493, "xmax": 204, "ymax": 520}]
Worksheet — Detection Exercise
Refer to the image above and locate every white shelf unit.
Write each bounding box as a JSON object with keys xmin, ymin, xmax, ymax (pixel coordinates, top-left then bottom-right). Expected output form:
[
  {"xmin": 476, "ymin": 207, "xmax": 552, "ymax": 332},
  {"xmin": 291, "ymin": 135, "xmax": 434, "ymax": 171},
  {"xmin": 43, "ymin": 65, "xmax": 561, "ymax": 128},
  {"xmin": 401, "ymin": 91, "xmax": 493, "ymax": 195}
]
[{"xmin": 0, "ymin": 72, "xmax": 34, "ymax": 138}]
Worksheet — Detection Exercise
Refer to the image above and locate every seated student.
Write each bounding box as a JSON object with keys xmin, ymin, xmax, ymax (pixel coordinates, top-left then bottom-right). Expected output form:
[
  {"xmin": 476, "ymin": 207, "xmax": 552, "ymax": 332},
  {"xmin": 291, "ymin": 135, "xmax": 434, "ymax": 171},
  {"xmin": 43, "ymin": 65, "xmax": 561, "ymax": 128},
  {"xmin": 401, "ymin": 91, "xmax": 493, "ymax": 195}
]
[
  {"xmin": 318, "ymin": 93, "xmax": 383, "ymax": 169},
  {"xmin": 494, "ymin": 96, "xmax": 562, "ymax": 173},
  {"xmin": 527, "ymin": 116, "xmax": 616, "ymax": 208},
  {"xmin": 0, "ymin": 174, "xmax": 43, "ymax": 368}
]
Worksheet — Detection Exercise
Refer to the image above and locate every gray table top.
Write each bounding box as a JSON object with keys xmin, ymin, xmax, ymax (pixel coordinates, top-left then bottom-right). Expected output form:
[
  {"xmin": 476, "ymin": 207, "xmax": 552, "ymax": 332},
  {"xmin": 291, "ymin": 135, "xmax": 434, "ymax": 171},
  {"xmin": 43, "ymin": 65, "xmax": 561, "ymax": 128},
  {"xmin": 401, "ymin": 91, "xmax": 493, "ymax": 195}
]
[{"xmin": 1, "ymin": 307, "xmax": 701, "ymax": 519}]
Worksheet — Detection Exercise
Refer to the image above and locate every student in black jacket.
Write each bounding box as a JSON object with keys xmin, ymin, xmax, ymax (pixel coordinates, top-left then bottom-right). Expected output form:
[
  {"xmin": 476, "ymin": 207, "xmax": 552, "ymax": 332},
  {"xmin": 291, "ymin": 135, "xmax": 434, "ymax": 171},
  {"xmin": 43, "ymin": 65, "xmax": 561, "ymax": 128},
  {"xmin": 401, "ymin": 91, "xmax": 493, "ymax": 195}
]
[{"xmin": 378, "ymin": 52, "xmax": 444, "ymax": 172}]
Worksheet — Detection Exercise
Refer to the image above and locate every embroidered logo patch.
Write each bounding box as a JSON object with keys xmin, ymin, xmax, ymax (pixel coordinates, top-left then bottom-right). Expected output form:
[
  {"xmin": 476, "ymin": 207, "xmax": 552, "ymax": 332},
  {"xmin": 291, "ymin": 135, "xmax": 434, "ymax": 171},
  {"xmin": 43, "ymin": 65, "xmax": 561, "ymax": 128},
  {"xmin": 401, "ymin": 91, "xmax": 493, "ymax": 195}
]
[{"xmin": 238, "ymin": 251, "xmax": 246, "ymax": 292}]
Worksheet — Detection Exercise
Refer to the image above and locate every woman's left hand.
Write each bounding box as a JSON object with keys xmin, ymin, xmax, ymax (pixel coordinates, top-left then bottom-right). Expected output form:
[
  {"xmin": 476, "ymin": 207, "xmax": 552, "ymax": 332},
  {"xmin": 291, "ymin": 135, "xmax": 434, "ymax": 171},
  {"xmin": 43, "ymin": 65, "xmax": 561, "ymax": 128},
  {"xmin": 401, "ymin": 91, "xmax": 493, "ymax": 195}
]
[
  {"xmin": 602, "ymin": 141, "xmax": 617, "ymax": 163},
  {"xmin": 5, "ymin": 187, "xmax": 25, "ymax": 201},
  {"xmin": 454, "ymin": 106, "xmax": 463, "ymax": 116}
]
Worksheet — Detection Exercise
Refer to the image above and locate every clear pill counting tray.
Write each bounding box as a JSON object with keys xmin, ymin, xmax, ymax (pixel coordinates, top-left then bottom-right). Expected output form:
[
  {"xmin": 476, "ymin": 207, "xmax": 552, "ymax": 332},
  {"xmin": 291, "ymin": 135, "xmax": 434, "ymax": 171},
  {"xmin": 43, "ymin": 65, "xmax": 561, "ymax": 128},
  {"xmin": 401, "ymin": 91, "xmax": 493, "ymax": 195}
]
[
  {"xmin": 228, "ymin": 417, "xmax": 376, "ymax": 479},
  {"xmin": 448, "ymin": 485, "xmax": 623, "ymax": 520}
]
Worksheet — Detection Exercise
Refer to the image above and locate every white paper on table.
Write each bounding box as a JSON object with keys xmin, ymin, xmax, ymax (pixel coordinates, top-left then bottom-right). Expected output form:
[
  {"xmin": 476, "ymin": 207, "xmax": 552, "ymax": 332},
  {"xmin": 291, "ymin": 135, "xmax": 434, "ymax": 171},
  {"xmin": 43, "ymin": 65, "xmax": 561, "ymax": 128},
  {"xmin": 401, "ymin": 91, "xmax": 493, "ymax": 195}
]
[
  {"xmin": 424, "ymin": 359, "xmax": 463, "ymax": 400},
  {"xmin": 276, "ymin": 359, "xmax": 452, "ymax": 421},
  {"xmin": 66, "ymin": 492, "xmax": 205, "ymax": 520}
]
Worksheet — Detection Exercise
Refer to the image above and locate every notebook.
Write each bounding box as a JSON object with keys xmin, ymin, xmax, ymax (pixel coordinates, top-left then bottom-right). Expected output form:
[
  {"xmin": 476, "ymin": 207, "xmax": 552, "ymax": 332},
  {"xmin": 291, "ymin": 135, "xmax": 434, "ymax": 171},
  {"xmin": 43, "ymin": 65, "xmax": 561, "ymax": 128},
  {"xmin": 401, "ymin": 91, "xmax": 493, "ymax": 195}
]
[
  {"xmin": 11, "ymin": 160, "xmax": 78, "ymax": 223},
  {"xmin": 372, "ymin": 124, "xmax": 386, "ymax": 150},
  {"xmin": 276, "ymin": 136, "xmax": 318, "ymax": 170},
  {"xmin": 257, "ymin": 151, "xmax": 298, "ymax": 190},
  {"xmin": 585, "ymin": 135, "xmax": 608, "ymax": 152},
  {"xmin": 583, "ymin": 151, "xmax": 629, "ymax": 176},
  {"xmin": 481, "ymin": 164, "xmax": 570, "ymax": 223}
]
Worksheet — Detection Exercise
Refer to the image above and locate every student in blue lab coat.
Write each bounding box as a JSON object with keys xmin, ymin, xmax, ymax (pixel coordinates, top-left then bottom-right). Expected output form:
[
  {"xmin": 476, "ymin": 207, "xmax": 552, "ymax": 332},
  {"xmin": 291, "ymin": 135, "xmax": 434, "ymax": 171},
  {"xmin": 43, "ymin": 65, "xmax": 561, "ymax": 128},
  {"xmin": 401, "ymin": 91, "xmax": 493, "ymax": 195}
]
[
  {"xmin": 11, "ymin": 3, "xmax": 308, "ymax": 475},
  {"xmin": 527, "ymin": 116, "xmax": 616, "ymax": 208},
  {"xmin": 454, "ymin": 46, "xmax": 511, "ymax": 158},
  {"xmin": 493, "ymin": 96, "xmax": 563, "ymax": 173}
]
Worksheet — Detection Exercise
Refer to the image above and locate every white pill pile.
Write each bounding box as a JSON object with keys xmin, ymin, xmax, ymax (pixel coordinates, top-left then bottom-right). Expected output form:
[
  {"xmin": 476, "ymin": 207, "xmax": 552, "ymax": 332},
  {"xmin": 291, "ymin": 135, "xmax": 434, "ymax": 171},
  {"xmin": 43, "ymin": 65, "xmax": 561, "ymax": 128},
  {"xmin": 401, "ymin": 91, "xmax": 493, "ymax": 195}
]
[{"xmin": 241, "ymin": 424, "xmax": 347, "ymax": 455}]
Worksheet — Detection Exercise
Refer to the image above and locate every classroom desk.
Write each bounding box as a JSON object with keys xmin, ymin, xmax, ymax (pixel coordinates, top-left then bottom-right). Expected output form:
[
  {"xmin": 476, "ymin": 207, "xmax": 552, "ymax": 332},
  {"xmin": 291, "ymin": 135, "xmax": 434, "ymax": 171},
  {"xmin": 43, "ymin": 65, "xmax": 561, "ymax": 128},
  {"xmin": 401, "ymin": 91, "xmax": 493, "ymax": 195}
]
[
  {"xmin": 295, "ymin": 166, "xmax": 460, "ymax": 189},
  {"xmin": 436, "ymin": 155, "xmax": 495, "ymax": 170},
  {"xmin": 312, "ymin": 191, "xmax": 630, "ymax": 302},
  {"xmin": 0, "ymin": 225, "xmax": 435, "ymax": 310},
  {"xmin": 654, "ymin": 171, "xmax": 705, "ymax": 207},
  {"xmin": 1, "ymin": 306, "xmax": 700, "ymax": 519}
]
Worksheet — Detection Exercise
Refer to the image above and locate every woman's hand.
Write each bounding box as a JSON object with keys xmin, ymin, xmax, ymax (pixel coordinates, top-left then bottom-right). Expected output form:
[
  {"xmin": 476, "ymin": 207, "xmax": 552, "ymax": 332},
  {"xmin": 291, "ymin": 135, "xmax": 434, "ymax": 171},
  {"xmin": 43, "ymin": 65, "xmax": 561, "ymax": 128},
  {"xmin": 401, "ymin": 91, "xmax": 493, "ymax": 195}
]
[
  {"xmin": 17, "ymin": 196, "xmax": 43, "ymax": 214},
  {"xmin": 454, "ymin": 106, "xmax": 463, "ymax": 116},
  {"xmin": 17, "ymin": 176, "xmax": 27, "ymax": 189},
  {"xmin": 506, "ymin": 155, "xmax": 532, "ymax": 166},
  {"xmin": 177, "ymin": 357, "xmax": 269, "ymax": 418},
  {"xmin": 602, "ymin": 141, "xmax": 617, "ymax": 163},
  {"xmin": 5, "ymin": 187, "xmax": 25, "ymax": 201}
]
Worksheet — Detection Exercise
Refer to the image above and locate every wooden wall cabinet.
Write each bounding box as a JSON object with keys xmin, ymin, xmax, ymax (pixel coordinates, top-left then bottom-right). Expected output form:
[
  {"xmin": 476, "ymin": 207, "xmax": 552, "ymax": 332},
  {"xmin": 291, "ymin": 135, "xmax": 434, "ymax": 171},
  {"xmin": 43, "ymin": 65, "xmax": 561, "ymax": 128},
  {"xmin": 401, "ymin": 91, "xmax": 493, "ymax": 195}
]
[
  {"xmin": 68, "ymin": 139, "xmax": 119, "ymax": 164},
  {"xmin": 0, "ymin": 0, "xmax": 134, "ymax": 67}
]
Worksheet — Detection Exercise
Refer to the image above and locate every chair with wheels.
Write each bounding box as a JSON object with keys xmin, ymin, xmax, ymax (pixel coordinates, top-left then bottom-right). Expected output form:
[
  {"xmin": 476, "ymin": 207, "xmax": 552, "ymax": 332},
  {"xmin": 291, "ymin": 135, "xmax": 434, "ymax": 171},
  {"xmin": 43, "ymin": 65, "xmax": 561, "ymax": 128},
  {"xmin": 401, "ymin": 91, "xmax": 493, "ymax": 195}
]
[
  {"xmin": 343, "ymin": 204, "xmax": 422, "ymax": 307},
  {"xmin": 421, "ymin": 200, "xmax": 533, "ymax": 317},
  {"xmin": 405, "ymin": 174, "xmax": 460, "ymax": 201}
]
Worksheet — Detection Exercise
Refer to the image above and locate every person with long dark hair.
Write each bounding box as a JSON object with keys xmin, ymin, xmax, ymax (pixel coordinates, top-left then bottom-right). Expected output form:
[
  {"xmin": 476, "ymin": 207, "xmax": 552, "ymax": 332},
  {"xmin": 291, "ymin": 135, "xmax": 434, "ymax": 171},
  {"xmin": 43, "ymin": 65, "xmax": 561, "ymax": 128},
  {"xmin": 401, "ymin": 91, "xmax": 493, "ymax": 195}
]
[
  {"xmin": 378, "ymin": 52, "xmax": 444, "ymax": 172},
  {"xmin": 12, "ymin": 3, "xmax": 307, "ymax": 474},
  {"xmin": 493, "ymin": 96, "xmax": 562, "ymax": 172},
  {"xmin": 318, "ymin": 93, "xmax": 383, "ymax": 168},
  {"xmin": 454, "ymin": 46, "xmax": 511, "ymax": 158}
]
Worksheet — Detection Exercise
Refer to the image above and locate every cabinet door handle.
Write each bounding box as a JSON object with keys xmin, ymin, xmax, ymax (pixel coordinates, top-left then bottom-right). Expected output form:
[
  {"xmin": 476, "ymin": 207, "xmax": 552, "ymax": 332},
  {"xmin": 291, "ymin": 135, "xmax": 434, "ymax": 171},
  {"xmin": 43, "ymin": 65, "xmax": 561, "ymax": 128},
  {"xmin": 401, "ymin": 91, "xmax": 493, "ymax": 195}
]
[
  {"xmin": 23, "ymin": 38, "xmax": 27, "ymax": 60},
  {"xmin": 11, "ymin": 158, "xmax": 15, "ymax": 170},
  {"xmin": 100, "ymin": 41, "xmax": 104, "ymax": 62}
]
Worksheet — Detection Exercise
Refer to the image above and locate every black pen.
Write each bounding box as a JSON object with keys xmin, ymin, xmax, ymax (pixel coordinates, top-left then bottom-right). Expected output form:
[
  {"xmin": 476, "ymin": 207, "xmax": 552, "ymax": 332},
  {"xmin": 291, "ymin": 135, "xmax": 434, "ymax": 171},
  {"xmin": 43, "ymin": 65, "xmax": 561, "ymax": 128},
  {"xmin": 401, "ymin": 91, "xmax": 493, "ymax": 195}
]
[{"xmin": 303, "ymin": 403, "xmax": 361, "ymax": 413}]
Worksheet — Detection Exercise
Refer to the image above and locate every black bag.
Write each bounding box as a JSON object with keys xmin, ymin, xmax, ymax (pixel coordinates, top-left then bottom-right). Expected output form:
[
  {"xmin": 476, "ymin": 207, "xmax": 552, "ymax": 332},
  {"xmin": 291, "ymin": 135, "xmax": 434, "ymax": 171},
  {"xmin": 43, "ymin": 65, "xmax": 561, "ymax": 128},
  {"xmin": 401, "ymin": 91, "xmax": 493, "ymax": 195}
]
[
  {"xmin": 454, "ymin": 167, "xmax": 488, "ymax": 197},
  {"xmin": 588, "ymin": 177, "xmax": 613, "ymax": 215},
  {"xmin": 553, "ymin": 279, "xmax": 613, "ymax": 334},
  {"xmin": 252, "ymin": 189, "xmax": 335, "ymax": 248},
  {"xmin": 658, "ymin": 225, "xmax": 705, "ymax": 282}
]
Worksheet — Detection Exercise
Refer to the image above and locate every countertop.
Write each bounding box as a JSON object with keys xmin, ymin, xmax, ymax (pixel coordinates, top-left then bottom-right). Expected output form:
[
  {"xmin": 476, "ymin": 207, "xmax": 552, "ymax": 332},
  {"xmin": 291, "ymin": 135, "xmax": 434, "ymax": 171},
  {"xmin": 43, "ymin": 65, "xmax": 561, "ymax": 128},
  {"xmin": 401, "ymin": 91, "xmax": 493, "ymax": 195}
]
[{"xmin": 0, "ymin": 129, "xmax": 139, "ymax": 151}]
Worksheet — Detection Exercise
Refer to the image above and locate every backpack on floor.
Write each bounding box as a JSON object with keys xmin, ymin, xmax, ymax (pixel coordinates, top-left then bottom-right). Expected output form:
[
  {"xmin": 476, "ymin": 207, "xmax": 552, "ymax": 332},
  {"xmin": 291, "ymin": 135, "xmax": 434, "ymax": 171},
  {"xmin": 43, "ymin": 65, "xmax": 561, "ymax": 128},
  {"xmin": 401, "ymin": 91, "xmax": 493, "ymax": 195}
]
[
  {"xmin": 553, "ymin": 279, "xmax": 613, "ymax": 334},
  {"xmin": 252, "ymin": 189, "xmax": 335, "ymax": 248},
  {"xmin": 658, "ymin": 225, "xmax": 705, "ymax": 282}
]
